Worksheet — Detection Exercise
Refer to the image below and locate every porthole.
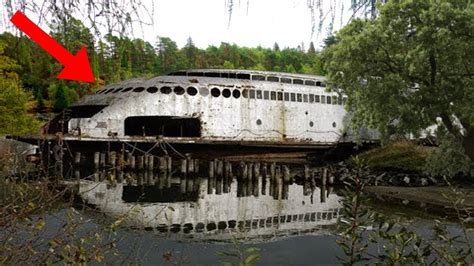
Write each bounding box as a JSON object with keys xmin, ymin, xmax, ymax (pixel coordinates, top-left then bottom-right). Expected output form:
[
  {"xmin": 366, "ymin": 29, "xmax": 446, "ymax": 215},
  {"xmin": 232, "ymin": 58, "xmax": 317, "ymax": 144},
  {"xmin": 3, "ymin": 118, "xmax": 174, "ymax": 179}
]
[
  {"xmin": 222, "ymin": 88, "xmax": 231, "ymax": 98},
  {"xmin": 211, "ymin": 87, "xmax": 221, "ymax": 97},
  {"xmin": 147, "ymin": 86, "xmax": 158, "ymax": 93},
  {"xmin": 187, "ymin": 86, "xmax": 198, "ymax": 96},
  {"xmin": 309, "ymin": 121, "xmax": 314, "ymax": 127},
  {"xmin": 332, "ymin": 122, "xmax": 337, "ymax": 128},
  {"xmin": 256, "ymin": 119, "xmax": 262, "ymax": 125},
  {"xmin": 242, "ymin": 89, "xmax": 248, "ymax": 98},
  {"xmin": 122, "ymin": 87, "xmax": 133, "ymax": 93},
  {"xmin": 199, "ymin": 87, "xmax": 209, "ymax": 96},
  {"xmin": 174, "ymin": 86, "xmax": 185, "ymax": 95},
  {"xmin": 112, "ymin": 88, "xmax": 123, "ymax": 93},
  {"xmin": 160, "ymin": 86, "xmax": 172, "ymax": 94},
  {"xmin": 133, "ymin": 87, "xmax": 145, "ymax": 93},
  {"xmin": 232, "ymin": 89, "xmax": 241, "ymax": 98}
]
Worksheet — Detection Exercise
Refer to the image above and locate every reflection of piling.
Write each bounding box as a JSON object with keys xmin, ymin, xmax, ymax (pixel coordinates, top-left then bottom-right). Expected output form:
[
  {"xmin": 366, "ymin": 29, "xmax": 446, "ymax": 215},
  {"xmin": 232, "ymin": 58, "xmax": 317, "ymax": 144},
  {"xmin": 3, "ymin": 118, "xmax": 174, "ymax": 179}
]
[
  {"xmin": 270, "ymin": 163, "xmax": 276, "ymax": 180},
  {"xmin": 94, "ymin": 152, "xmax": 100, "ymax": 169},
  {"xmin": 320, "ymin": 184, "xmax": 326, "ymax": 203},
  {"xmin": 322, "ymin": 168, "xmax": 327, "ymax": 187},
  {"xmin": 283, "ymin": 165, "xmax": 290, "ymax": 182},
  {"xmin": 110, "ymin": 151, "xmax": 116, "ymax": 168},
  {"xmin": 100, "ymin": 153, "xmax": 106, "ymax": 168},
  {"xmin": 304, "ymin": 165, "xmax": 310, "ymax": 180}
]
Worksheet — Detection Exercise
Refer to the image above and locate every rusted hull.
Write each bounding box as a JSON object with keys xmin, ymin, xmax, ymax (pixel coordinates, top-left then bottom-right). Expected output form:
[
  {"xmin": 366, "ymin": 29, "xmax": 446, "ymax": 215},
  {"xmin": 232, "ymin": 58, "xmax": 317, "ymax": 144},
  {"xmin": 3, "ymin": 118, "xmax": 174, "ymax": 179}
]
[{"xmin": 11, "ymin": 134, "xmax": 354, "ymax": 159}]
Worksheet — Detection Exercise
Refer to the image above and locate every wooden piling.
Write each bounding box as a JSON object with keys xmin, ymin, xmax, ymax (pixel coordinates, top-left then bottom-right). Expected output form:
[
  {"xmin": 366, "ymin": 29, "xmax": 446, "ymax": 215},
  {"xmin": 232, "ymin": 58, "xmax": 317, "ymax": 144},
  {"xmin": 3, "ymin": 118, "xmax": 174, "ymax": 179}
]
[
  {"xmin": 147, "ymin": 155, "xmax": 154, "ymax": 171},
  {"xmin": 322, "ymin": 168, "xmax": 327, "ymax": 187},
  {"xmin": 130, "ymin": 156, "xmax": 136, "ymax": 169},
  {"xmin": 138, "ymin": 156, "xmax": 144, "ymax": 170}
]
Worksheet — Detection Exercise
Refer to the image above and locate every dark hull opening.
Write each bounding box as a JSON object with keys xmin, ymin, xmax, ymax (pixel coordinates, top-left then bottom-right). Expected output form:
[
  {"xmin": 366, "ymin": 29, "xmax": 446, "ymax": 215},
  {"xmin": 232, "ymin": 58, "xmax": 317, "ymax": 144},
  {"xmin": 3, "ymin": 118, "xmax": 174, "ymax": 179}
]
[{"xmin": 124, "ymin": 116, "xmax": 201, "ymax": 137}]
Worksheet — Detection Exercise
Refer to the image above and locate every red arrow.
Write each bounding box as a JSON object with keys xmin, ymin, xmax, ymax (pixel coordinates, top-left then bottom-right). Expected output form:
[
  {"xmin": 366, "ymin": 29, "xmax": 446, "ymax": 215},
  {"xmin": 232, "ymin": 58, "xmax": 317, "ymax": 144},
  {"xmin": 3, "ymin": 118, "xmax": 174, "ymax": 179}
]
[{"xmin": 10, "ymin": 11, "xmax": 95, "ymax": 83}]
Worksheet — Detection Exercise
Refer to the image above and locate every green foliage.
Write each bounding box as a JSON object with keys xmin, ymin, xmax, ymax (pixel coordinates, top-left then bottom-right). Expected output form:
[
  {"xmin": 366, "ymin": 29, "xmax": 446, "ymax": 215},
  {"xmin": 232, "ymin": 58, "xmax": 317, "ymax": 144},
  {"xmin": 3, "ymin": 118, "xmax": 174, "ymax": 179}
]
[
  {"xmin": 0, "ymin": 42, "xmax": 40, "ymax": 135},
  {"xmin": 358, "ymin": 141, "xmax": 429, "ymax": 173},
  {"xmin": 217, "ymin": 237, "xmax": 260, "ymax": 266},
  {"xmin": 337, "ymin": 156, "xmax": 474, "ymax": 264},
  {"xmin": 425, "ymin": 129, "xmax": 474, "ymax": 178},
  {"xmin": 323, "ymin": 0, "xmax": 474, "ymax": 161}
]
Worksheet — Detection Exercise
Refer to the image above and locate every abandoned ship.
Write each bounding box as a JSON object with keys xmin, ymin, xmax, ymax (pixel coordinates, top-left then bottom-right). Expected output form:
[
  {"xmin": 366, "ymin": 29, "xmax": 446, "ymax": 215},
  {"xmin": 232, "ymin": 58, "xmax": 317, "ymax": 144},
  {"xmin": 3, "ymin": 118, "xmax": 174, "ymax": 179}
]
[{"xmin": 14, "ymin": 69, "xmax": 377, "ymax": 161}]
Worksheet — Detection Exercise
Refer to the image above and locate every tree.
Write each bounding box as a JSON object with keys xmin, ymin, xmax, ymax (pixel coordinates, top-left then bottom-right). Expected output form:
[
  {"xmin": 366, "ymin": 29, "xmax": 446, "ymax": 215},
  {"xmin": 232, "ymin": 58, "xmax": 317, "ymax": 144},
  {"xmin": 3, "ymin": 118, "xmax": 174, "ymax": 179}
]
[
  {"xmin": 323, "ymin": 0, "xmax": 474, "ymax": 162},
  {"xmin": 307, "ymin": 41, "xmax": 316, "ymax": 54},
  {"xmin": 53, "ymin": 82, "xmax": 69, "ymax": 110},
  {"xmin": 0, "ymin": 42, "xmax": 39, "ymax": 135}
]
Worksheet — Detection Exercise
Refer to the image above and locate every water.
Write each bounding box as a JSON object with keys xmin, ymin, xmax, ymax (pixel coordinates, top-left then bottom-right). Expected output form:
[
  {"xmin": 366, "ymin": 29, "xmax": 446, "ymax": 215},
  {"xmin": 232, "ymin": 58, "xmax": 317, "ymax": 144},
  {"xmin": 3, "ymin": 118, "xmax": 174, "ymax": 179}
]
[{"xmin": 7, "ymin": 157, "xmax": 474, "ymax": 264}]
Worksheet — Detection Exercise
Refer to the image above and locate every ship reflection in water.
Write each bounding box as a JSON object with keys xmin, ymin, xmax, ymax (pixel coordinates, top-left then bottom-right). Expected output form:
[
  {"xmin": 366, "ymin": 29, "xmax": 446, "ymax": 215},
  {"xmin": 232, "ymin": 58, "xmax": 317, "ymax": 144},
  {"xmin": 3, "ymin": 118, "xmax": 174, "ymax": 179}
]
[{"xmin": 74, "ymin": 158, "xmax": 341, "ymax": 242}]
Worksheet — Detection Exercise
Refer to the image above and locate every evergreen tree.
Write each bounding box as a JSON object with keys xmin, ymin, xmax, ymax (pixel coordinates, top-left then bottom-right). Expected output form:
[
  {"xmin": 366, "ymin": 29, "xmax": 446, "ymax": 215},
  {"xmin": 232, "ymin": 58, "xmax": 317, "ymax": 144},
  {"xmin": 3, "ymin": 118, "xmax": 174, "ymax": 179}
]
[
  {"xmin": 308, "ymin": 41, "xmax": 316, "ymax": 54},
  {"xmin": 273, "ymin": 42, "xmax": 280, "ymax": 51},
  {"xmin": 54, "ymin": 82, "xmax": 69, "ymax": 110}
]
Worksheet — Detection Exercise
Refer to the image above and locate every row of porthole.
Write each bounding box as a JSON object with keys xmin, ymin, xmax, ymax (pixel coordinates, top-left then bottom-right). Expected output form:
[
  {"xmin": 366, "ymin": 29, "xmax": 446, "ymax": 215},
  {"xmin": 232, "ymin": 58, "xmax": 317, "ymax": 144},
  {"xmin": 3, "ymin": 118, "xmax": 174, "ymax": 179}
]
[{"xmin": 96, "ymin": 86, "xmax": 345, "ymax": 106}]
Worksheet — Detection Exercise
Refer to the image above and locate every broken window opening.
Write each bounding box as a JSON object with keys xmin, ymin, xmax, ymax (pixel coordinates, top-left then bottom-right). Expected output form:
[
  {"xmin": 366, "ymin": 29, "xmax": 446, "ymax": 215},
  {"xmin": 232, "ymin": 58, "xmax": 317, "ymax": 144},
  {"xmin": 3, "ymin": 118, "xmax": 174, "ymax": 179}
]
[
  {"xmin": 232, "ymin": 89, "xmax": 241, "ymax": 98},
  {"xmin": 305, "ymin": 80, "xmax": 316, "ymax": 86},
  {"xmin": 315, "ymin": 95, "xmax": 320, "ymax": 103},
  {"xmin": 160, "ymin": 86, "xmax": 172, "ymax": 94},
  {"xmin": 205, "ymin": 72, "xmax": 220, "ymax": 77},
  {"xmin": 133, "ymin": 87, "xmax": 145, "ymax": 93},
  {"xmin": 256, "ymin": 90, "xmax": 263, "ymax": 99},
  {"xmin": 229, "ymin": 73, "xmax": 237, "ymax": 79},
  {"xmin": 290, "ymin": 93, "xmax": 296, "ymax": 102},
  {"xmin": 303, "ymin": 94, "xmax": 308, "ymax": 102},
  {"xmin": 293, "ymin": 79, "xmax": 304, "ymax": 85},
  {"xmin": 309, "ymin": 94, "xmax": 315, "ymax": 103},
  {"xmin": 284, "ymin": 92, "xmax": 290, "ymax": 101},
  {"xmin": 174, "ymin": 86, "xmax": 185, "ymax": 95},
  {"xmin": 147, "ymin": 87, "xmax": 158, "ymax": 93},
  {"xmin": 211, "ymin": 88, "xmax": 221, "ymax": 97},
  {"xmin": 122, "ymin": 87, "xmax": 133, "ymax": 93},
  {"xmin": 67, "ymin": 105, "xmax": 108, "ymax": 118},
  {"xmin": 168, "ymin": 71, "xmax": 186, "ymax": 76},
  {"xmin": 237, "ymin": 73, "xmax": 250, "ymax": 80},
  {"xmin": 326, "ymin": 96, "xmax": 332, "ymax": 104},
  {"xmin": 297, "ymin": 93, "xmax": 302, "ymax": 102},
  {"xmin": 281, "ymin": 77, "xmax": 292, "ymax": 84},
  {"xmin": 338, "ymin": 96, "xmax": 343, "ymax": 105},
  {"xmin": 249, "ymin": 90, "xmax": 256, "ymax": 99},
  {"xmin": 252, "ymin": 75, "xmax": 265, "ymax": 81},
  {"xmin": 267, "ymin": 76, "xmax": 279, "ymax": 82},
  {"xmin": 277, "ymin": 92, "xmax": 283, "ymax": 101},
  {"xmin": 316, "ymin": 81, "xmax": 322, "ymax": 86},
  {"xmin": 187, "ymin": 87, "xmax": 198, "ymax": 96},
  {"xmin": 124, "ymin": 116, "xmax": 201, "ymax": 137},
  {"xmin": 264, "ymin": 91, "xmax": 269, "ymax": 100},
  {"xmin": 188, "ymin": 72, "xmax": 204, "ymax": 77},
  {"xmin": 321, "ymin": 95, "xmax": 326, "ymax": 104},
  {"xmin": 332, "ymin": 96, "xmax": 338, "ymax": 105},
  {"xmin": 222, "ymin": 89, "xmax": 231, "ymax": 98},
  {"xmin": 242, "ymin": 89, "xmax": 248, "ymax": 98},
  {"xmin": 270, "ymin": 91, "xmax": 276, "ymax": 100}
]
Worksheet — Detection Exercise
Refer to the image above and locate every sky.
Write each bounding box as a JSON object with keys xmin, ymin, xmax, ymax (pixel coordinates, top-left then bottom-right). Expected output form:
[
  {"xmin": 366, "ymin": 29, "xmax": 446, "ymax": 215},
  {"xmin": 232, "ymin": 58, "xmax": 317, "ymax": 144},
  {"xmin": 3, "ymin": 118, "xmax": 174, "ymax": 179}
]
[
  {"xmin": 1, "ymin": 0, "xmax": 351, "ymax": 50},
  {"xmin": 143, "ymin": 0, "xmax": 348, "ymax": 50}
]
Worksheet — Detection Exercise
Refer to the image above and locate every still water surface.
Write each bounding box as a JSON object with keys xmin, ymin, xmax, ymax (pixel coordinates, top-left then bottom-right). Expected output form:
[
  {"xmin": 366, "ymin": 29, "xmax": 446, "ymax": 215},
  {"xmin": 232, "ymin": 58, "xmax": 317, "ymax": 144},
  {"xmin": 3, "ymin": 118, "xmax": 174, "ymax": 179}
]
[{"xmin": 45, "ymin": 159, "xmax": 469, "ymax": 265}]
